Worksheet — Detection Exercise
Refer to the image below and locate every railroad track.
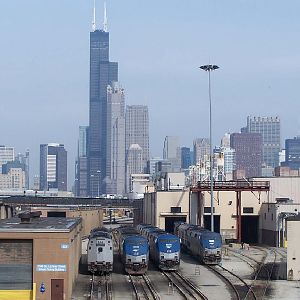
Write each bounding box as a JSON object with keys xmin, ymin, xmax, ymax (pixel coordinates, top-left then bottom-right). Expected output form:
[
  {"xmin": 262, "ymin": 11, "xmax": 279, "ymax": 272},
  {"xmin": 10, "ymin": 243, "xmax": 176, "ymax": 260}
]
[
  {"xmin": 162, "ymin": 271, "xmax": 208, "ymax": 300},
  {"xmin": 205, "ymin": 264, "xmax": 257, "ymax": 300},
  {"xmin": 90, "ymin": 273, "xmax": 113, "ymax": 300},
  {"xmin": 226, "ymin": 245, "xmax": 286, "ymax": 299},
  {"xmin": 246, "ymin": 247, "xmax": 278, "ymax": 300},
  {"xmin": 129, "ymin": 274, "xmax": 160, "ymax": 300}
]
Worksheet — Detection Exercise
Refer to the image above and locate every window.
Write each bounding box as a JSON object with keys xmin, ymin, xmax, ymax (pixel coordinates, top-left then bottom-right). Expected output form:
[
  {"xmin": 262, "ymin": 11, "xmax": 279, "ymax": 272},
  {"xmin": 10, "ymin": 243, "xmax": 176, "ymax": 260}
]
[
  {"xmin": 204, "ymin": 207, "xmax": 215, "ymax": 213},
  {"xmin": 171, "ymin": 207, "xmax": 181, "ymax": 213}
]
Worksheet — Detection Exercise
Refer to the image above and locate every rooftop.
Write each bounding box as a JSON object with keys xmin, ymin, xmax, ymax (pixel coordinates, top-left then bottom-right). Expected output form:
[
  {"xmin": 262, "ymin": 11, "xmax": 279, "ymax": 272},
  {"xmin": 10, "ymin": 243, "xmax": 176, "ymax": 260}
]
[{"xmin": 0, "ymin": 216, "xmax": 81, "ymax": 233}]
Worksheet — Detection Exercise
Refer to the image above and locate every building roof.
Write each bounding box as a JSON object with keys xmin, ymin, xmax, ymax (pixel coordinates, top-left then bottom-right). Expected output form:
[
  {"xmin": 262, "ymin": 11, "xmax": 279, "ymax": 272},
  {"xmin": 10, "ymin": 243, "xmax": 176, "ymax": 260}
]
[
  {"xmin": 0, "ymin": 217, "xmax": 81, "ymax": 233},
  {"xmin": 286, "ymin": 215, "xmax": 300, "ymax": 221}
]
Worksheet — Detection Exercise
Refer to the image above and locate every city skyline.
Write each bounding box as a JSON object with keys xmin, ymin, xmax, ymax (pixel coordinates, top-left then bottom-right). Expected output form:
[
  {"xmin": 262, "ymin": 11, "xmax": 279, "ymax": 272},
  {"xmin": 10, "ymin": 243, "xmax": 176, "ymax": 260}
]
[{"xmin": 1, "ymin": 1, "xmax": 300, "ymax": 188}]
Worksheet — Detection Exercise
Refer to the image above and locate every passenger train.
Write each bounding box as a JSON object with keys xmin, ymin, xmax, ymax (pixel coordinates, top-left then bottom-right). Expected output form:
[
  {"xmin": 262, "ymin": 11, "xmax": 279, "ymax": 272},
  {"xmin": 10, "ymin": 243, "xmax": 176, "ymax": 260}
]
[
  {"xmin": 174, "ymin": 222, "xmax": 222, "ymax": 265},
  {"xmin": 87, "ymin": 227, "xmax": 113, "ymax": 274},
  {"xmin": 137, "ymin": 224, "xmax": 181, "ymax": 271},
  {"xmin": 115, "ymin": 226, "xmax": 149, "ymax": 275}
]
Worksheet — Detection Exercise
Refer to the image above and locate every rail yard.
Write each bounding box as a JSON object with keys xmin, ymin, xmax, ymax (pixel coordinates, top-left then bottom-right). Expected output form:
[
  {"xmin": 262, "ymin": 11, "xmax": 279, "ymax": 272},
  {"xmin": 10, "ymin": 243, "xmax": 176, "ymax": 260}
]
[{"xmin": 72, "ymin": 225, "xmax": 300, "ymax": 300}]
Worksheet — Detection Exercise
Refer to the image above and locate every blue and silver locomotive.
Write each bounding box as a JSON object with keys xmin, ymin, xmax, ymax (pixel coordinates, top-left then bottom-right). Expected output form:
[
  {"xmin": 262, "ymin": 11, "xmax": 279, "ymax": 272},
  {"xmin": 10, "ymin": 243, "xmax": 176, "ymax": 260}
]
[
  {"xmin": 116, "ymin": 226, "xmax": 149, "ymax": 274},
  {"xmin": 177, "ymin": 223, "xmax": 222, "ymax": 265},
  {"xmin": 149, "ymin": 232, "xmax": 180, "ymax": 270}
]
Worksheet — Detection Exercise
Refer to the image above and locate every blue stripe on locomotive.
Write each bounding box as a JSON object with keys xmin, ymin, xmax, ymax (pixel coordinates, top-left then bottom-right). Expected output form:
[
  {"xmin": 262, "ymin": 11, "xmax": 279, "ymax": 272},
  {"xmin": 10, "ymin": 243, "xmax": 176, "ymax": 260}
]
[
  {"xmin": 123, "ymin": 235, "xmax": 149, "ymax": 256},
  {"xmin": 156, "ymin": 234, "xmax": 180, "ymax": 253}
]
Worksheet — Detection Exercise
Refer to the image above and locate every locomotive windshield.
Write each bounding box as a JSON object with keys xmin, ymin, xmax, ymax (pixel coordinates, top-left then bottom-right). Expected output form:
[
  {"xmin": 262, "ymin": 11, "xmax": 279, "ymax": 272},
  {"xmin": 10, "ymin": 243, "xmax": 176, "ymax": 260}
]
[{"xmin": 159, "ymin": 239, "xmax": 179, "ymax": 243}]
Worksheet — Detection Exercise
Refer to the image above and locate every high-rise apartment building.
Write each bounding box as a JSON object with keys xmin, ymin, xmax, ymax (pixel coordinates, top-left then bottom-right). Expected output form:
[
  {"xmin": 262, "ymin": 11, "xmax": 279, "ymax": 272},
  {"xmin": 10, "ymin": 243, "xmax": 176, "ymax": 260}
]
[
  {"xmin": 106, "ymin": 83, "xmax": 125, "ymax": 195},
  {"xmin": 283, "ymin": 137, "xmax": 300, "ymax": 170},
  {"xmin": 230, "ymin": 133, "xmax": 262, "ymax": 178},
  {"xmin": 40, "ymin": 144, "xmax": 67, "ymax": 191},
  {"xmin": 125, "ymin": 105, "xmax": 149, "ymax": 171},
  {"xmin": 88, "ymin": 6, "xmax": 118, "ymax": 197},
  {"xmin": 0, "ymin": 146, "xmax": 14, "ymax": 173},
  {"xmin": 245, "ymin": 116, "xmax": 280, "ymax": 168},
  {"xmin": 162, "ymin": 136, "xmax": 181, "ymax": 171},
  {"xmin": 193, "ymin": 138, "xmax": 210, "ymax": 165},
  {"xmin": 75, "ymin": 126, "xmax": 89, "ymax": 197}
]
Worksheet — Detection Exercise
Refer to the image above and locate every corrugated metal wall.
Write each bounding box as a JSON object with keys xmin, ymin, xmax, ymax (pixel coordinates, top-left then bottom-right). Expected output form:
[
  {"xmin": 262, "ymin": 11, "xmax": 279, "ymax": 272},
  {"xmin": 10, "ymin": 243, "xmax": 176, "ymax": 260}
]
[{"xmin": 0, "ymin": 240, "xmax": 33, "ymax": 290}]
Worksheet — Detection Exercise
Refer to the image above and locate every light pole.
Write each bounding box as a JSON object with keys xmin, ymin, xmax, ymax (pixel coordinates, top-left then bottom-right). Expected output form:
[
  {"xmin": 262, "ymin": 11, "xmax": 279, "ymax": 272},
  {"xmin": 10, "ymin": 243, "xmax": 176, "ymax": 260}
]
[
  {"xmin": 96, "ymin": 170, "xmax": 101, "ymax": 198},
  {"xmin": 200, "ymin": 64, "xmax": 219, "ymax": 232}
]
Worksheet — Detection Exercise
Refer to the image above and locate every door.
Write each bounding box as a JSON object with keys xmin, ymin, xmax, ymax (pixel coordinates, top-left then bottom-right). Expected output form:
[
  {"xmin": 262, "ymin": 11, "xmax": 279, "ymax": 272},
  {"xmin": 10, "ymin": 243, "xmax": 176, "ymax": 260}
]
[{"xmin": 51, "ymin": 279, "xmax": 64, "ymax": 300}]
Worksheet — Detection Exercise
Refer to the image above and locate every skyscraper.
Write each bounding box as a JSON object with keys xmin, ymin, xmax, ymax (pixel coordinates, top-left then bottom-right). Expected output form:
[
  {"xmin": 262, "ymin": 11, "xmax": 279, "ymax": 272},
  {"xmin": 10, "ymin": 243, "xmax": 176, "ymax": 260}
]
[
  {"xmin": 245, "ymin": 116, "xmax": 280, "ymax": 168},
  {"xmin": 106, "ymin": 83, "xmax": 125, "ymax": 195},
  {"xmin": 40, "ymin": 143, "xmax": 67, "ymax": 191},
  {"xmin": 16, "ymin": 150, "xmax": 29, "ymax": 189},
  {"xmin": 193, "ymin": 138, "xmax": 210, "ymax": 165},
  {"xmin": 283, "ymin": 137, "xmax": 300, "ymax": 170},
  {"xmin": 163, "ymin": 136, "xmax": 181, "ymax": 171},
  {"xmin": 88, "ymin": 4, "xmax": 118, "ymax": 197},
  {"xmin": 125, "ymin": 105, "xmax": 149, "ymax": 170},
  {"xmin": 0, "ymin": 146, "xmax": 14, "ymax": 173},
  {"xmin": 126, "ymin": 144, "xmax": 143, "ymax": 192},
  {"xmin": 75, "ymin": 126, "xmax": 88, "ymax": 197},
  {"xmin": 181, "ymin": 147, "xmax": 192, "ymax": 170},
  {"xmin": 230, "ymin": 133, "xmax": 262, "ymax": 178}
]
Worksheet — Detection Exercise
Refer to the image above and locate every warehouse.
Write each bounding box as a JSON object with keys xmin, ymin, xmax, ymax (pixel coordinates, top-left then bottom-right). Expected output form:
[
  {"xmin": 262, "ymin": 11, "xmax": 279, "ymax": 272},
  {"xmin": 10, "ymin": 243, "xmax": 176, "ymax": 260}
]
[{"xmin": 0, "ymin": 211, "xmax": 82, "ymax": 300}]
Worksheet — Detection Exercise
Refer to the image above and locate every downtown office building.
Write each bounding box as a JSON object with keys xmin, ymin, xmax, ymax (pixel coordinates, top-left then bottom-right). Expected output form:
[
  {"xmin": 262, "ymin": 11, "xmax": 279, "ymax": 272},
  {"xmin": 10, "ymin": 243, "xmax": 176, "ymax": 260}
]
[
  {"xmin": 244, "ymin": 116, "xmax": 281, "ymax": 168},
  {"xmin": 88, "ymin": 23, "xmax": 118, "ymax": 196},
  {"xmin": 40, "ymin": 143, "xmax": 67, "ymax": 191},
  {"xmin": 106, "ymin": 83, "xmax": 126, "ymax": 195},
  {"xmin": 125, "ymin": 105, "xmax": 150, "ymax": 193}
]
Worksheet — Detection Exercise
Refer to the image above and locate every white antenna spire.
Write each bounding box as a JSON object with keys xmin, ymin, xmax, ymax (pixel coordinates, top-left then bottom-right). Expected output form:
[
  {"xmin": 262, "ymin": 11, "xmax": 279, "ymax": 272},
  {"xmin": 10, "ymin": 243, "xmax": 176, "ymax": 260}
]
[
  {"xmin": 103, "ymin": 1, "xmax": 108, "ymax": 32},
  {"xmin": 92, "ymin": 0, "xmax": 96, "ymax": 31}
]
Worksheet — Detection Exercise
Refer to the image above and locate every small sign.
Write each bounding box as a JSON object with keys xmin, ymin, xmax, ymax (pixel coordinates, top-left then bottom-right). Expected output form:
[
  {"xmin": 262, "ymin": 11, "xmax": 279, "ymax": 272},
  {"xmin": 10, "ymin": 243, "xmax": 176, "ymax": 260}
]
[
  {"xmin": 36, "ymin": 264, "xmax": 67, "ymax": 272},
  {"xmin": 60, "ymin": 243, "xmax": 70, "ymax": 249},
  {"xmin": 40, "ymin": 282, "xmax": 45, "ymax": 293}
]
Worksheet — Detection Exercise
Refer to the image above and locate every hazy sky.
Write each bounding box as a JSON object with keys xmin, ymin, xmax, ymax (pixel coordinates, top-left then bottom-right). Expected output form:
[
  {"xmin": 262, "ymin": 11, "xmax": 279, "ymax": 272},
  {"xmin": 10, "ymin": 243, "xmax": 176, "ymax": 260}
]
[{"xmin": 1, "ymin": 1, "xmax": 300, "ymax": 188}]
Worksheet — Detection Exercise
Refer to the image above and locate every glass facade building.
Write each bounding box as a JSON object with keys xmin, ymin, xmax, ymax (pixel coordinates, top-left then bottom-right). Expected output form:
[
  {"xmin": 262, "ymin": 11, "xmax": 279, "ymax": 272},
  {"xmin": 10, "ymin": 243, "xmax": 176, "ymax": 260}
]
[
  {"xmin": 284, "ymin": 137, "xmax": 300, "ymax": 170},
  {"xmin": 88, "ymin": 28, "xmax": 118, "ymax": 196},
  {"xmin": 40, "ymin": 144, "xmax": 67, "ymax": 191}
]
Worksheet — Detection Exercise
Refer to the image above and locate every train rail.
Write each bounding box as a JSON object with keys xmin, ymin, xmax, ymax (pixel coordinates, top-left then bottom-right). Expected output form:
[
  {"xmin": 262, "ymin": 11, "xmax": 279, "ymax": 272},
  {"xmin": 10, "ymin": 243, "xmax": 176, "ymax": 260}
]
[
  {"xmin": 90, "ymin": 274, "xmax": 113, "ymax": 300},
  {"xmin": 246, "ymin": 247, "xmax": 279, "ymax": 299},
  {"xmin": 128, "ymin": 274, "xmax": 160, "ymax": 300},
  {"xmin": 162, "ymin": 271, "xmax": 208, "ymax": 300},
  {"xmin": 205, "ymin": 264, "xmax": 257, "ymax": 300},
  {"xmin": 225, "ymin": 245, "xmax": 286, "ymax": 299}
]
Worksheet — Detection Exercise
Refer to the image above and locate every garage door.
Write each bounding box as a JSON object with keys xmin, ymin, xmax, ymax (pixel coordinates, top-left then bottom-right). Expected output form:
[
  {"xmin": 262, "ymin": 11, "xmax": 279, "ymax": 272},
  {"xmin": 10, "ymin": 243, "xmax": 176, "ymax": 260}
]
[{"xmin": 0, "ymin": 240, "xmax": 33, "ymax": 290}]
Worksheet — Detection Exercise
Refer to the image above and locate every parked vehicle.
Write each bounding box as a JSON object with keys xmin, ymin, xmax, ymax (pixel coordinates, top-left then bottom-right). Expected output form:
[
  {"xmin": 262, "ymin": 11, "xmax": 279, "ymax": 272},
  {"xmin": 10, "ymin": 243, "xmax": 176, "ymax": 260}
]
[{"xmin": 87, "ymin": 227, "xmax": 113, "ymax": 274}]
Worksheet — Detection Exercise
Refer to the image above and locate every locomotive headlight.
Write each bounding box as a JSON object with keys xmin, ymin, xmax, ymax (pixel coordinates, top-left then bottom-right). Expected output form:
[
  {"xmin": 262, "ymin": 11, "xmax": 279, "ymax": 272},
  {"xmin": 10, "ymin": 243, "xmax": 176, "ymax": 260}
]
[{"xmin": 161, "ymin": 255, "xmax": 164, "ymax": 259}]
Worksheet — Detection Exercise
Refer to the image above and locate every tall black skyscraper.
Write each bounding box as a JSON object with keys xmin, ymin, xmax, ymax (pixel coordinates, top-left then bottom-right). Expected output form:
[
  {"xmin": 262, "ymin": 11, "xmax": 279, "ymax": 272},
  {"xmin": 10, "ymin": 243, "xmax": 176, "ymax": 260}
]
[{"xmin": 88, "ymin": 4, "xmax": 118, "ymax": 196}]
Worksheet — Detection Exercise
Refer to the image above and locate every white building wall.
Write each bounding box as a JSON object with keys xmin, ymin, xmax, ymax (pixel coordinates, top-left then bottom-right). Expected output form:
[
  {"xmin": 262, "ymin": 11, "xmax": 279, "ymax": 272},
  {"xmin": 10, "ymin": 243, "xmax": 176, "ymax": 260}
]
[{"xmin": 287, "ymin": 218, "xmax": 300, "ymax": 281}]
